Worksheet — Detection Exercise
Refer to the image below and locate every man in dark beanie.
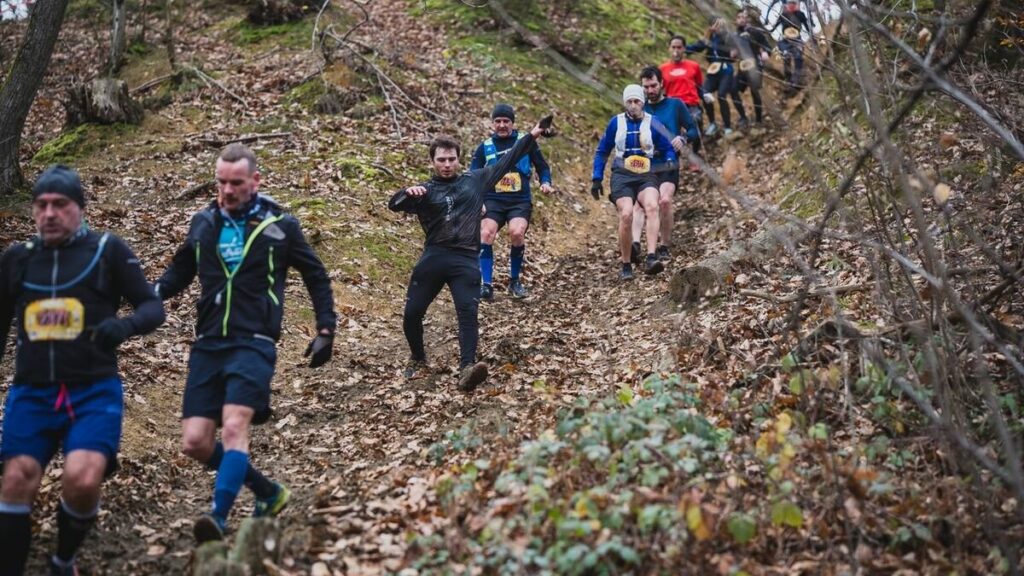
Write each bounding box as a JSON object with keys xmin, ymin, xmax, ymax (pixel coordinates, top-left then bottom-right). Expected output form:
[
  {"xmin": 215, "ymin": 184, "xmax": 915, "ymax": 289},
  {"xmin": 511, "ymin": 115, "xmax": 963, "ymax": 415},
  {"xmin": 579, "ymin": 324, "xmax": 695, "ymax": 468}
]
[
  {"xmin": 470, "ymin": 103, "xmax": 553, "ymax": 301},
  {"xmin": 0, "ymin": 164, "xmax": 165, "ymax": 575}
]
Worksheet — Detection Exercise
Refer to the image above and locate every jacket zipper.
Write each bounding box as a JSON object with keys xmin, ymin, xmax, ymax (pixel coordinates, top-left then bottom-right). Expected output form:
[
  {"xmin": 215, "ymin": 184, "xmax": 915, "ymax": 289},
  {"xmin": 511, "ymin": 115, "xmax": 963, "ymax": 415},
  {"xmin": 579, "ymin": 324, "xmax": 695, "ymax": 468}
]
[{"xmin": 50, "ymin": 248, "xmax": 59, "ymax": 381}]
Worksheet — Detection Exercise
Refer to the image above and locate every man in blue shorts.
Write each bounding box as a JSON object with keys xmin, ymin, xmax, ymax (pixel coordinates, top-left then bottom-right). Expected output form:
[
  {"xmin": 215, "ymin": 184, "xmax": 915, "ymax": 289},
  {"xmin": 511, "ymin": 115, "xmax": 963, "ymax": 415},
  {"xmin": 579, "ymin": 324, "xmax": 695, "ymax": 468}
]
[
  {"xmin": 592, "ymin": 85, "xmax": 677, "ymax": 280},
  {"xmin": 0, "ymin": 165, "xmax": 166, "ymax": 575},
  {"xmin": 155, "ymin": 143, "xmax": 337, "ymax": 543},
  {"xmin": 470, "ymin": 103, "xmax": 553, "ymax": 301}
]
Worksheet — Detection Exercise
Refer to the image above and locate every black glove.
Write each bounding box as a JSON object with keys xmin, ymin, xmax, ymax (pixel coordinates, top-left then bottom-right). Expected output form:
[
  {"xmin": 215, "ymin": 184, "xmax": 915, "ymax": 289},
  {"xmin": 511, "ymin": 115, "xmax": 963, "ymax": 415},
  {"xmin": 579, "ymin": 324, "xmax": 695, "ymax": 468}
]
[
  {"xmin": 93, "ymin": 318, "xmax": 131, "ymax": 351},
  {"xmin": 538, "ymin": 114, "xmax": 556, "ymax": 137},
  {"xmin": 304, "ymin": 332, "xmax": 334, "ymax": 368},
  {"xmin": 591, "ymin": 179, "xmax": 603, "ymax": 200}
]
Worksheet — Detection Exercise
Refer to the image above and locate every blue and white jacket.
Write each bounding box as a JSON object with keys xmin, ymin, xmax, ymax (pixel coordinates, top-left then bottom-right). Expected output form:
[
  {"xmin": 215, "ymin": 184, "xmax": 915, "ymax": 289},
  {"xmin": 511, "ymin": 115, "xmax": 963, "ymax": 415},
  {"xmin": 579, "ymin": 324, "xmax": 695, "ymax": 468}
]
[{"xmin": 592, "ymin": 113, "xmax": 677, "ymax": 180}]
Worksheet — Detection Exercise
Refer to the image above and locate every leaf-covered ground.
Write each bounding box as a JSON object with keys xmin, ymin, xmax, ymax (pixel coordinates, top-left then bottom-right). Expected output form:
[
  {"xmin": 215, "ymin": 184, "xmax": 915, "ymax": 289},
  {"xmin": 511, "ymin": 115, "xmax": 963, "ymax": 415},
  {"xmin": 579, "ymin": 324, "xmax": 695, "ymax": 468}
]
[{"xmin": 1, "ymin": 0, "xmax": 1022, "ymax": 574}]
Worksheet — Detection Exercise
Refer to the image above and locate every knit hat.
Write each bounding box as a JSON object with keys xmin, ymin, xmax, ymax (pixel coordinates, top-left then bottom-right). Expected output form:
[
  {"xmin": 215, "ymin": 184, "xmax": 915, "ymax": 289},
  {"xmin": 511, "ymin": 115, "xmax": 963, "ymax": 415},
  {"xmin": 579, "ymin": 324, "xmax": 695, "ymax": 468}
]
[
  {"xmin": 622, "ymin": 84, "xmax": 645, "ymax": 105},
  {"xmin": 491, "ymin": 103, "xmax": 515, "ymax": 122},
  {"xmin": 32, "ymin": 165, "xmax": 85, "ymax": 207}
]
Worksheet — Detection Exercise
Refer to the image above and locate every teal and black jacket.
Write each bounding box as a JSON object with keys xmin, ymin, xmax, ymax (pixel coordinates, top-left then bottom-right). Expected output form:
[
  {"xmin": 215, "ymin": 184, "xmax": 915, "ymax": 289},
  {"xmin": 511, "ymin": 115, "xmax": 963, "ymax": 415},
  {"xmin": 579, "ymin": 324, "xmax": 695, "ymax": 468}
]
[
  {"xmin": 155, "ymin": 196, "xmax": 336, "ymax": 341},
  {"xmin": 469, "ymin": 130, "xmax": 552, "ymax": 203}
]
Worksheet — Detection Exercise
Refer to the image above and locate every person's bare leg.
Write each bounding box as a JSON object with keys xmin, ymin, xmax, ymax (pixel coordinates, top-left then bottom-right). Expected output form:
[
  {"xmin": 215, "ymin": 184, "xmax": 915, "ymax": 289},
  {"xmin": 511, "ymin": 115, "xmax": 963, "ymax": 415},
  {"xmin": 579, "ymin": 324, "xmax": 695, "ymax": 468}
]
[
  {"xmin": 659, "ymin": 181, "xmax": 676, "ymax": 247},
  {"xmin": 615, "ymin": 197, "xmax": 635, "ymax": 263},
  {"xmin": 638, "ymin": 187, "xmax": 660, "ymax": 255}
]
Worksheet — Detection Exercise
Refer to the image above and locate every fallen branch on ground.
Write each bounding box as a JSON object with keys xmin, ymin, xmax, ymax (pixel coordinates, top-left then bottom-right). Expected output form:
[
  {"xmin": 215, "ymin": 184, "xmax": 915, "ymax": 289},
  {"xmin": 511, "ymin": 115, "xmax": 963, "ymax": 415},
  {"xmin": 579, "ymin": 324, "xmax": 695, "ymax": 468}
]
[{"xmin": 196, "ymin": 132, "xmax": 292, "ymax": 147}]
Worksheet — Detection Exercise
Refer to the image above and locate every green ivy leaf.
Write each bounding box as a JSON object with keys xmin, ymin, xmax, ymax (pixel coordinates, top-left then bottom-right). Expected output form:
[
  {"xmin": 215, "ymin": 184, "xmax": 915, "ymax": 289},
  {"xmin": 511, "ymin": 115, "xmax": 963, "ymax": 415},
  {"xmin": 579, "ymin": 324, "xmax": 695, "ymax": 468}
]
[
  {"xmin": 770, "ymin": 500, "xmax": 803, "ymax": 528},
  {"xmin": 780, "ymin": 352, "xmax": 798, "ymax": 372},
  {"xmin": 727, "ymin": 513, "xmax": 757, "ymax": 544}
]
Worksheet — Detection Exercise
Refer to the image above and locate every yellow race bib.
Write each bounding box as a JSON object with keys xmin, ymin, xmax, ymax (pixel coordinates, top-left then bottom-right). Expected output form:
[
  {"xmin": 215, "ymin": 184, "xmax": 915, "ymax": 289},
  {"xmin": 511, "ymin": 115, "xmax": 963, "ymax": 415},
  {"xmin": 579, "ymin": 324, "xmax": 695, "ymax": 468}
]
[
  {"xmin": 495, "ymin": 172, "xmax": 523, "ymax": 193},
  {"xmin": 24, "ymin": 298, "xmax": 85, "ymax": 341},
  {"xmin": 707, "ymin": 62, "xmax": 722, "ymax": 75},
  {"xmin": 739, "ymin": 58, "xmax": 756, "ymax": 71},
  {"xmin": 783, "ymin": 27, "xmax": 800, "ymax": 40},
  {"xmin": 624, "ymin": 155, "xmax": 651, "ymax": 174}
]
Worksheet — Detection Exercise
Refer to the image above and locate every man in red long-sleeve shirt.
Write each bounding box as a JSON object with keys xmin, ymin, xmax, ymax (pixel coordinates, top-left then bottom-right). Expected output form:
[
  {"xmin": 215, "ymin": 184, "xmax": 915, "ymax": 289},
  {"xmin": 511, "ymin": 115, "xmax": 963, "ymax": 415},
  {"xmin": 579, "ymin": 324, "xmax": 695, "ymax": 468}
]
[{"xmin": 660, "ymin": 34, "xmax": 704, "ymax": 171}]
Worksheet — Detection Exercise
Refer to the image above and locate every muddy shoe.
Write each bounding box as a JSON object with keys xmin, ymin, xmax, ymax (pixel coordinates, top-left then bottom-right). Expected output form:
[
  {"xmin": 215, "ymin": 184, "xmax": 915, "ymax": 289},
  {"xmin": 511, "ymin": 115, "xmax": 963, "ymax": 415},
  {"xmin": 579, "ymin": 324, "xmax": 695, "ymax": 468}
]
[
  {"xmin": 644, "ymin": 254, "xmax": 665, "ymax": 275},
  {"xmin": 403, "ymin": 358, "xmax": 429, "ymax": 379},
  {"xmin": 655, "ymin": 245, "xmax": 670, "ymax": 262},
  {"xmin": 253, "ymin": 482, "xmax": 291, "ymax": 518},
  {"xmin": 480, "ymin": 283, "xmax": 494, "ymax": 302},
  {"xmin": 48, "ymin": 557, "xmax": 78, "ymax": 576},
  {"xmin": 458, "ymin": 362, "xmax": 488, "ymax": 392},
  {"xmin": 620, "ymin": 264, "xmax": 635, "ymax": 281},
  {"xmin": 193, "ymin": 514, "xmax": 226, "ymax": 544},
  {"xmin": 508, "ymin": 279, "xmax": 528, "ymax": 299}
]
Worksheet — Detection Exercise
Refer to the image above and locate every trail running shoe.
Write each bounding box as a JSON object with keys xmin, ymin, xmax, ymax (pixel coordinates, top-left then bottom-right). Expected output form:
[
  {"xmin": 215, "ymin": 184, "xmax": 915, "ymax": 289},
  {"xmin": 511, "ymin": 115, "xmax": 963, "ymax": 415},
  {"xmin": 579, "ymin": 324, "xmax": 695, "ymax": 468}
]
[
  {"xmin": 480, "ymin": 283, "xmax": 494, "ymax": 302},
  {"xmin": 644, "ymin": 254, "xmax": 665, "ymax": 275},
  {"xmin": 253, "ymin": 483, "xmax": 291, "ymax": 518},
  {"xmin": 630, "ymin": 241, "xmax": 642, "ymax": 265},
  {"xmin": 403, "ymin": 358, "xmax": 428, "ymax": 379},
  {"xmin": 508, "ymin": 280, "xmax": 528, "ymax": 299},
  {"xmin": 704, "ymin": 122, "xmax": 719, "ymax": 137},
  {"xmin": 193, "ymin": 514, "xmax": 226, "ymax": 544},
  {"xmin": 48, "ymin": 556, "xmax": 79, "ymax": 576},
  {"xmin": 458, "ymin": 362, "xmax": 489, "ymax": 392},
  {"xmin": 656, "ymin": 245, "xmax": 670, "ymax": 262},
  {"xmin": 620, "ymin": 264, "xmax": 635, "ymax": 281},
  {"xmin": 737, "ymin": 117, "xmax": 750, "ymax": 131},
  {"xmin": 723, "ymin": 127, "xmax": 734, "ymax": 137}
]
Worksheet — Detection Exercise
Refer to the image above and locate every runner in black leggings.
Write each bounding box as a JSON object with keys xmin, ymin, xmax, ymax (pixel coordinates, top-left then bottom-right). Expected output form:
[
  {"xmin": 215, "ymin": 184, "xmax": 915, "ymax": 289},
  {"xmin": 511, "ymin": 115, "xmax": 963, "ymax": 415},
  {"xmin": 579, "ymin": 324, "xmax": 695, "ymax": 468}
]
[{"xmin": 389, "ymin": 115, "xmax": 553, "ymax": 392}]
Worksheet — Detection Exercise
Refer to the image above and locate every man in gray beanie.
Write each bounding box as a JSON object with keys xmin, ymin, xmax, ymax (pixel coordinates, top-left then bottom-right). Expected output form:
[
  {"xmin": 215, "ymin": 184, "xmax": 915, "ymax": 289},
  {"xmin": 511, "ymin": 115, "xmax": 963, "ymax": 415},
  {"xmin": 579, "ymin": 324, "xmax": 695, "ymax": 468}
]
[
  {"xmin": 0, "ymin": 164, "xmax": 165, "ymax": 575},
  {"xmin": 592, "ymin": 85, "xmax": 677, "ymax": 280},
  {"xmin": 470, "ymin": 103, "xmax": 554, "ymax": 301}
]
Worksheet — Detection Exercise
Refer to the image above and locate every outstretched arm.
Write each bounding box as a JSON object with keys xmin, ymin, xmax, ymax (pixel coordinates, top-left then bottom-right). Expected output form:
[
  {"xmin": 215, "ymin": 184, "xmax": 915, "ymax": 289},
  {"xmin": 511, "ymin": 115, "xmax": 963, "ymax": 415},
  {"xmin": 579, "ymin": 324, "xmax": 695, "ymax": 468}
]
[
  {"xmin": 478, "ymin": 116, "xmax": 551, "ymax": 191},
  {"xmin": 388, "ymin": 185, "xmax": 427, "ymax": 213},
  {"xmin": 110, "ymin": 237, "xmax": 165, "ymax": 337},
  {"xmin": 155, "ymin": 220, "xmax": 200, "ymax": 301},
  {"xmin": 287, "ymin": 220, "xmax": 337, "ymax": 334}
]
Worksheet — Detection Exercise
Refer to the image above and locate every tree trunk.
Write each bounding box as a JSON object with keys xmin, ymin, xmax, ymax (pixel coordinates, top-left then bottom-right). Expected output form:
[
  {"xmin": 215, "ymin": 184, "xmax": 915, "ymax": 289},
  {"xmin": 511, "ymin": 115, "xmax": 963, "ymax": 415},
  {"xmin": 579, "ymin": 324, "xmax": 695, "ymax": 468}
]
[
  {"xmin": 0, "ymin": 0, "xmax": 70, "ymax": 195},
  {"xmin": 668, "ymin": 222, "xmax": 802, "ymax": 303},
  {"xmin": 109, "ymin": 0, "xmax": 127, "ymax": 74},
  {"xmin": 65, "ymin": 78, "xmax": 143, "ymax": 126}
]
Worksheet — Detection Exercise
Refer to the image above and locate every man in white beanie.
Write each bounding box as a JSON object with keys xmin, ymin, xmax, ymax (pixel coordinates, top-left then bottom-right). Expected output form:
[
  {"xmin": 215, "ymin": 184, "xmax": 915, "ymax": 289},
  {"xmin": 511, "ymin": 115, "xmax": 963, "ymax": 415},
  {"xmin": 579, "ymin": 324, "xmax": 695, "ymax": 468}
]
[{"xmin": 592, "ymin": 84, "xmax": 677, "ymax": 280}]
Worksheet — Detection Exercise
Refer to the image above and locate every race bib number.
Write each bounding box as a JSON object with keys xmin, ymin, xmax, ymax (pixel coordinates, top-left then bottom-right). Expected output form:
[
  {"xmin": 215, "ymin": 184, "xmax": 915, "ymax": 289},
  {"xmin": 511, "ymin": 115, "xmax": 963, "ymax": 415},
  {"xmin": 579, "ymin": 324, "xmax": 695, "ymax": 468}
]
[
  {"xmin": 739, "ymin": 58, "xmax": 756, "ymax": 71},
  {"xmin": 495, "ymin": 172, "xmax": 522, "ymax": 193},
  {"xmin": 624, "ymin": 155, "xmax": 651, "ymax": 174},
  {"xmin": 707, "ymin": 62, "xmax": 722, "ymax": 75},
  {"xmin": 24, "ymin": 298, "xmax": 85, "ymax": 342},
  {"xmin": 783, "ymin": 27, "xmax": 801, "ymax": 40}
]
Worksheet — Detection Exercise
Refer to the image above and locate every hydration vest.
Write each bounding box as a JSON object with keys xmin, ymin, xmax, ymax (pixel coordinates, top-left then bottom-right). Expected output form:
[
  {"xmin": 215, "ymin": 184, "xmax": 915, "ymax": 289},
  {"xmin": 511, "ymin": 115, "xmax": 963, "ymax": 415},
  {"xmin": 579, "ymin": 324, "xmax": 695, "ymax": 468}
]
[
  {"xmin": 482, "ymin": 132, "xmax": 532, "ymax": 177},
  {"xmin": 613, "ymin": 113, "xmax": 654, "ymax": 159}
]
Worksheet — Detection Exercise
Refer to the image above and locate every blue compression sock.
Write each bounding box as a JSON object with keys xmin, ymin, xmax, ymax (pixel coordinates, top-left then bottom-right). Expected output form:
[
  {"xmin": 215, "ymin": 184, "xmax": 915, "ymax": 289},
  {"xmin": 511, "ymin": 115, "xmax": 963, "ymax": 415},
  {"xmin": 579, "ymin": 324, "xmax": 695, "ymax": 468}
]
[
  {"xmin": 205, "ymin": 442, "xmax": 277, "ymax": 499},
  {"xmin": 212, "ymin": 450, "xmax": 249, "ymax": 522},
  {"xmin": 480, "ymin": 244, "xmax": 494, "ymax": 285},
  {"xmin": 510, "ymin": 245, "xmax": 525, "ymax": 281}
]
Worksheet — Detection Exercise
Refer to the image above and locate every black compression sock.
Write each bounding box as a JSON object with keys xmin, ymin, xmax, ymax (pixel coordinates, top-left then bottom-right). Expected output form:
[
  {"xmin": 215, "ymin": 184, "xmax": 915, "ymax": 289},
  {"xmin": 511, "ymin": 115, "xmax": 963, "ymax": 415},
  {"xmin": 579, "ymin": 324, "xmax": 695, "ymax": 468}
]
[
  {"xmin": 56, "ymin": 499, "xmax": 97, "ymax": 564},
  {"xmin": 0, "ymin": 504, "xmax": 33, "ymax": 576}
]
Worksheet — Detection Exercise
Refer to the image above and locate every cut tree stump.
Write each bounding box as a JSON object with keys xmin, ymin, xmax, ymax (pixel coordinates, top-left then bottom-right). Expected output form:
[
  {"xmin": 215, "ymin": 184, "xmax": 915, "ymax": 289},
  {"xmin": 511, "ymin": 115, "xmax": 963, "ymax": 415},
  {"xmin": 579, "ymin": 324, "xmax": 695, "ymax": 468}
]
[
  {"xmin": 669, "ymin": 222, "xmax": 802, "ymax": 303},
  {"xmin": 64, "ymin": 78, "xmax": 143, "ymax": 127},
  {"xmin": 192, "ymin": 518, "xmax": 280, "ymax": 576}
]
